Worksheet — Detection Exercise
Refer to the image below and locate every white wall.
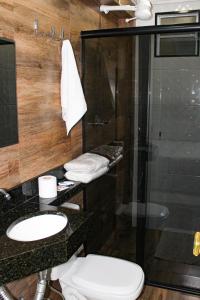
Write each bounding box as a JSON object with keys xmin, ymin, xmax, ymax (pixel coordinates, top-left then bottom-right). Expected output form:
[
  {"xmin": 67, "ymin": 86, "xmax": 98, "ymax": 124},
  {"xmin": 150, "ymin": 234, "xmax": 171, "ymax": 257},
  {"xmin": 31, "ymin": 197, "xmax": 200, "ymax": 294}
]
[{"xmin": 136, "ymin": 0, "xmax": 200, "ymax": 26}]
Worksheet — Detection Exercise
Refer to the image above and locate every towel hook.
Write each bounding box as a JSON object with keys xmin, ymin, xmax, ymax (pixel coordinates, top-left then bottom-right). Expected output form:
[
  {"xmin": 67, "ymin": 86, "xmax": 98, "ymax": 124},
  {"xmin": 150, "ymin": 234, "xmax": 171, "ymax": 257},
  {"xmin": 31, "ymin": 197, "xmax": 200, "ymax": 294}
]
[
  {"xmin": 34, "ymin": 17, "xmax": 39, "ymax": 34},
  {"xmin": 51, "ymin": 26, "xmax": 56, "ymax": 39},
  {"xmin": 60, "ymin": 27, "xmax": 64, "ymax": 40}
]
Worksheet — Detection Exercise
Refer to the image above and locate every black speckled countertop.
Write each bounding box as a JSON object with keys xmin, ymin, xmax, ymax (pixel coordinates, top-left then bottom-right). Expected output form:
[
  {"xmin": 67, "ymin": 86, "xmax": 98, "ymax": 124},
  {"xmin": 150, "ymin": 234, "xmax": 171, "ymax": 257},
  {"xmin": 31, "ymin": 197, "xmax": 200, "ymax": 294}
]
[
  {"xmin": 0, "ymin": 167, "xmax": 91, "ymax": 286},
  {"xmin": 0, "ymin": 146, "xmax": 123, "ymax": 286}
]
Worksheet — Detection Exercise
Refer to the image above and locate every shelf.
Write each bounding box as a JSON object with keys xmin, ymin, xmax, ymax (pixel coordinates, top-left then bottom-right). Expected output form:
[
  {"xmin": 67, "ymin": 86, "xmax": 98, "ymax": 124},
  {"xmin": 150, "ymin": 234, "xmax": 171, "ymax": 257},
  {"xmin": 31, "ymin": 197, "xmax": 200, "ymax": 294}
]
[
  {"xmin": 100, "ymin": 0, "xmax": 134, "ymax": 18},
  {"xmin": 101, "ymin": 0, "xmax": 131, "ymax": 4}
]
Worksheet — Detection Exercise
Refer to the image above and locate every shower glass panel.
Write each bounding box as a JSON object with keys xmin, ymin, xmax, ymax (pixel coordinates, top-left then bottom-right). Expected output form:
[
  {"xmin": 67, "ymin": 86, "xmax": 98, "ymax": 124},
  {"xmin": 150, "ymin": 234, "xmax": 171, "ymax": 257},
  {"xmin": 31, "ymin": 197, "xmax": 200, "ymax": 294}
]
[
  {"xmin": 83, "ymin": 35, "xmax": 136, "ymax": 259},
  {"xmin": 144, "ymin": 32, "xmax": 200, "ymax": 291},
  {"xmin": 82, "ymin": 25, "xmax": 200, "ymax": 294},
  {"xmin": 83, "ymin": 37, "xmax": 117, "ymax": 150}
]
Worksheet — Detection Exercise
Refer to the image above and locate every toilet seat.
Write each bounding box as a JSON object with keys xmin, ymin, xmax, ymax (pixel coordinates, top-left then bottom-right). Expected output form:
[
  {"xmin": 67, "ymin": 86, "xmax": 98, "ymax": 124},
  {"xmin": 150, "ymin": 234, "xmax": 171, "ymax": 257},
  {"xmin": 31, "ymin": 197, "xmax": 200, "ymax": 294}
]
[
  {"xmin": 72, "ymin": 255, "xmax": 144, "ymax": 296},
  {"xmin": 58, "ymin": 255, "xmax": 144, "ymax": 300}
]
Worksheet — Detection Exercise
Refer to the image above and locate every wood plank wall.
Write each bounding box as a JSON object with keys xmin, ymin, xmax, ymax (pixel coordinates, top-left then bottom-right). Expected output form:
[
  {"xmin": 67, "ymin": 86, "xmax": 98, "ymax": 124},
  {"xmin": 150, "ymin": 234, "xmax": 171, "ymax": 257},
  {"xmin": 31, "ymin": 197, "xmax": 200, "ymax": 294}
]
[
  {"xmin": 0, "ymin": 0, "xmax": 120, "ymax": 297},
  {"xmin": 0, "ymin": 0, "xmax": 119, "ymax": 190}
]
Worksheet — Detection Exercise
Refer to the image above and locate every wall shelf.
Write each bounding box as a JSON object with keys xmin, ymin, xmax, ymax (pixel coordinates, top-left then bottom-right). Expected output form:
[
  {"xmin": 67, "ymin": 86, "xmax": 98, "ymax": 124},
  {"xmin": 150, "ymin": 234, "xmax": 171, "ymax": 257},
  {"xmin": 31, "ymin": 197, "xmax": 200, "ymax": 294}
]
[{"xmin": 100, "ymin": 0, "xmax": 134, "ymax": 18}]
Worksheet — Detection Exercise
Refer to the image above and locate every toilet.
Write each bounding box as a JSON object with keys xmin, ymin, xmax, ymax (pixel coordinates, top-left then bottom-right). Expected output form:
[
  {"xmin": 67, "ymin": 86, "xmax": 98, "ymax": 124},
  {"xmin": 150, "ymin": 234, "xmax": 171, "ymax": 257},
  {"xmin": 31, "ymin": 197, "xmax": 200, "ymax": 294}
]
[{"xmin": 51, "ymin": 254, "xmax": 144, "ymax": 300}]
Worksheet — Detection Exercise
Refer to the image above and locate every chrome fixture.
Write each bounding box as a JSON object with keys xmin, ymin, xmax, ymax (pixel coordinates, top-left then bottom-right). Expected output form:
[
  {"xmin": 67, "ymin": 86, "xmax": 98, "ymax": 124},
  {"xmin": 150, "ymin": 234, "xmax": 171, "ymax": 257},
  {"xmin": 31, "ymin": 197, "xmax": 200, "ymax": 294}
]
[
  {"xmin": 0, "ymin": 189, "xmax": 11, "ymax": 201},
  {"xmin": 34, "ymin": 17, "xmax": 39, "ymax": 34},
  {"xmin": 51, "ymin": 26, "xmax": 56, "ymax": 38},
  {"xmin": 0, "ymin": 269, "xmax": 62, "ymax": 300},
  {"xmin": 100, "ymin": 0, "xmax": 152, "ymax": 21},
  {"xmin": 60, "ymin": 27, "xmax": 65, "ymax": 40},
  {"xmin": 87, "ymin": 121, "xmax": 109, "ymax": 127},
  {"xmin": 33, "ymin": 270, "xmax": 50, "ymax": 300},
  {"xmin": 33, "ymin": 17, "xmax": 65, "ymax": 41},
  {"xmin": 0, "ymin": 286, "xmax": 14, "ymax": 300},
  {"xmin": 34, "ymin": 269, "xmax": 64, "ymax": 300}
]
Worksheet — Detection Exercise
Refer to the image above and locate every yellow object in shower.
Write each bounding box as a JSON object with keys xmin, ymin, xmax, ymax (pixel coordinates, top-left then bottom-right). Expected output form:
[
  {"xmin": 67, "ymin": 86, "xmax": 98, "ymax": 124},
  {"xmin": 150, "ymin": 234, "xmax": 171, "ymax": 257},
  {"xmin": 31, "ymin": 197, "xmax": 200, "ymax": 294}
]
[{"xmin": 193, "ymin": 232, "xmax": 200, "ymax": 257}]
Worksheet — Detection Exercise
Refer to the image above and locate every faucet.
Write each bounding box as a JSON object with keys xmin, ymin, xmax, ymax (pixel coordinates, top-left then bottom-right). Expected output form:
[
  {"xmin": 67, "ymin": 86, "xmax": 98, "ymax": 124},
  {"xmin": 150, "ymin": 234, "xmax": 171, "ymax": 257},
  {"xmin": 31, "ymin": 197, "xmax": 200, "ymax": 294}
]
[
  {"xmin": 0, "ymin": 189, "xmax": 11, "ymax": 201},
  {"xmin": 193, "ymin": 232, "xmax": 200, "ymax": 256}
]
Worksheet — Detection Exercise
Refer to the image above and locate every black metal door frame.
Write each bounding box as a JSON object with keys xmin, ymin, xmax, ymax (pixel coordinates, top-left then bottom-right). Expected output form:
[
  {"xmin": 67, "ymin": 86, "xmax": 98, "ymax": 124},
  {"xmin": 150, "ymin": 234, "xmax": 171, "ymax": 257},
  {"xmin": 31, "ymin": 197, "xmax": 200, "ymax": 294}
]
[{"xmin": 81, "ymin": 24, "xmax": 200, "ymax": 296}]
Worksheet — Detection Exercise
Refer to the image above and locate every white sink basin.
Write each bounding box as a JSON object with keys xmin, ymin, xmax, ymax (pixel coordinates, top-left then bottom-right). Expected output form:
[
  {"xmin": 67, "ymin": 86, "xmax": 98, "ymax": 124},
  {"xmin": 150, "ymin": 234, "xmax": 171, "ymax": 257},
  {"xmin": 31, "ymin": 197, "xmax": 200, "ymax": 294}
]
[{"xmin": 6, "ymin": 213, "xmax": 68, "ymax": 242}]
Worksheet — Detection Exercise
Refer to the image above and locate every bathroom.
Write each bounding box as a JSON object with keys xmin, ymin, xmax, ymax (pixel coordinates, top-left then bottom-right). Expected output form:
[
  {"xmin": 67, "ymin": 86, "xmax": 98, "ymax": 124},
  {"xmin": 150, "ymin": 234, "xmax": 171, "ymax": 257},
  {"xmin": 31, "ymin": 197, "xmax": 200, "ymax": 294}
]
[{"xmin": 0, "ymin": 0, "xmax": 200, "ymax": 299}]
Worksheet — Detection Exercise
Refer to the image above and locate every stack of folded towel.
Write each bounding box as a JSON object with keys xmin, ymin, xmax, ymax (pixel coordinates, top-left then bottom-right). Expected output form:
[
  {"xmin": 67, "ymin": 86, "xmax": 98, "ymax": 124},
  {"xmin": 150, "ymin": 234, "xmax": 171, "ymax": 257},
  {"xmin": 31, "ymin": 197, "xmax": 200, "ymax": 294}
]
[{"xmin": 64, "ymin": 153, "xmax": 109, "ymax": 184}]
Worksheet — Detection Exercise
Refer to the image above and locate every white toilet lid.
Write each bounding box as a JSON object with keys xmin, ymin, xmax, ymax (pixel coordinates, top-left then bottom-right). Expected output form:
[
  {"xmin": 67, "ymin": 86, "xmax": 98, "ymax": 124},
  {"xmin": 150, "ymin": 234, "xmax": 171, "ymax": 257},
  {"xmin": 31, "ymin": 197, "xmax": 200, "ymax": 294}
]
[{"xmin": 72, "ymin": 255, "xmax": 144, "ymax": 296}]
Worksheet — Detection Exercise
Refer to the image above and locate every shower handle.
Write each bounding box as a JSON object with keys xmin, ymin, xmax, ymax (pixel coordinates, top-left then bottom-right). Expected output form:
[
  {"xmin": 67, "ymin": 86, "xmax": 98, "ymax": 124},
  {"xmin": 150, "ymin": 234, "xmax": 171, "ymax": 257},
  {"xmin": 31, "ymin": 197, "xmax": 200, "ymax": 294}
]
[
  {"xmin": 193, "ymin": 232, "xmax": 200, "ymax": 256},
  {"xmin": 87, "ymin": 121, "xmax": 109, "ymax": 126}
]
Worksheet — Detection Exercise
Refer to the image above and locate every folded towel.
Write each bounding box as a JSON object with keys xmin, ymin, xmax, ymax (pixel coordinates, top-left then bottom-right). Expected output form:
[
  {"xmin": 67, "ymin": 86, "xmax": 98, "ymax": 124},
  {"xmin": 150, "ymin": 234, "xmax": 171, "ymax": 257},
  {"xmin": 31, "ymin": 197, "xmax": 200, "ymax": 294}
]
[
  {"xmin": 65, "ymin": 167, "xmax": 108, "ymax": 184},
  {"xmin": 61, "ymin": 40, "xmax": 87, "ymax": 135},
  {"xmin": 64, "ymin": 153, "xmax": 109, "ymax": 173}
]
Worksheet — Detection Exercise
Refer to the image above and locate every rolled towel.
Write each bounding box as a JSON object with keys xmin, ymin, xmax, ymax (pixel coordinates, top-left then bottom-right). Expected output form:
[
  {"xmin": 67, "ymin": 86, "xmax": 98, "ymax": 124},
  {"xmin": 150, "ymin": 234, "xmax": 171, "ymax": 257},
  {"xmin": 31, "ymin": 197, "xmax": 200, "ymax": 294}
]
[
  {"xmin": 64, "ymin": 153, "xmax": 109, "ymax": 173},
  {"xmin": 65, "ymin": 167, "xmax": 108, "ymax": 184}
]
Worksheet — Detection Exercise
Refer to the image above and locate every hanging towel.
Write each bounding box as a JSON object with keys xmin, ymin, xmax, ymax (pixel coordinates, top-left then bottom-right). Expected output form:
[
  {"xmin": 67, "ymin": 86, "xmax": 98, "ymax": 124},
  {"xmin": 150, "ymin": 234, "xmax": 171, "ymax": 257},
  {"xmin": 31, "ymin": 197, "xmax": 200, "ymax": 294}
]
[
  {"xmin": 64, "ymin": 153, "xmax": 109, "ymax": 173},
  {"xmin": 65, "ymin": 167, "xmax": 109, "ymax": 184},
  {"xmin": 61, "ymin": 40, "xmax": 87, "ymax": 135}
]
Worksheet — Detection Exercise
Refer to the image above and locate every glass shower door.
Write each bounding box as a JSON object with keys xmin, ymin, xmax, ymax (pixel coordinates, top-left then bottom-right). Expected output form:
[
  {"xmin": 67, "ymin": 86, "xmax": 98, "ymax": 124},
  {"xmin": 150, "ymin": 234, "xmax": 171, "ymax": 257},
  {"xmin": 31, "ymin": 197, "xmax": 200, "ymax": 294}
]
[
  {"xmin": 144, "ymin": 32, "xmax": 200, "ymax": 291},
  {"xmin": 82, "ymin": 26, "xmax": 200, "ymax": 293},
  {"xmin": 83, "ymin": 35, "xmax": 136, "ymax": 258}
]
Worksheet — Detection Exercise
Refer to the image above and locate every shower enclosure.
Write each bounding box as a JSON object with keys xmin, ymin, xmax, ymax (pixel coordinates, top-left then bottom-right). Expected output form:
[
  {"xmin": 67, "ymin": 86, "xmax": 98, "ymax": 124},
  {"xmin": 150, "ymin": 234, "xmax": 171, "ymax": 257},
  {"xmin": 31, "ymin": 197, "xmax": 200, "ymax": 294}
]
[{"xmin": 81, "ymin": 24, "xmax": 200, "ymax": 294}]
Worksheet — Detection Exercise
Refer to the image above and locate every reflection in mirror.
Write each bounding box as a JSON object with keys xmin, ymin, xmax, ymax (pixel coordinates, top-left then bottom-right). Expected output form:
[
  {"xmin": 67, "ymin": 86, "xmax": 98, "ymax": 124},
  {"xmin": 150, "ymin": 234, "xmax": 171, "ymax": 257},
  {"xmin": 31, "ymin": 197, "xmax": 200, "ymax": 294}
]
[{"xmin": 0, "ymin": 38, "xmax": 18, "ymax": 148}]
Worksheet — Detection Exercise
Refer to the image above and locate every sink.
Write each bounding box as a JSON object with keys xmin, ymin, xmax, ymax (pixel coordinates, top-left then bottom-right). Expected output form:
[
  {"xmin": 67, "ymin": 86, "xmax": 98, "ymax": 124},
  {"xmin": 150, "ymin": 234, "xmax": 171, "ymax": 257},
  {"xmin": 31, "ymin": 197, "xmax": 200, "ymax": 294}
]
[{"xmin": 6, "ymin": 212, "xmax": 68, "ymax": 242}]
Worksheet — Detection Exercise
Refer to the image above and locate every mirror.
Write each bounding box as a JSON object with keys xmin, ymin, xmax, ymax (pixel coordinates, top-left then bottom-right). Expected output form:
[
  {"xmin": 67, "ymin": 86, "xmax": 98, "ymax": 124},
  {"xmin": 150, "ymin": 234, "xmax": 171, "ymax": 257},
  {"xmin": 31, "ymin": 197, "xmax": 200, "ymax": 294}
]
[{"xmin": 0, "ymin": 38, "xmax": 18, "ymax": 148}]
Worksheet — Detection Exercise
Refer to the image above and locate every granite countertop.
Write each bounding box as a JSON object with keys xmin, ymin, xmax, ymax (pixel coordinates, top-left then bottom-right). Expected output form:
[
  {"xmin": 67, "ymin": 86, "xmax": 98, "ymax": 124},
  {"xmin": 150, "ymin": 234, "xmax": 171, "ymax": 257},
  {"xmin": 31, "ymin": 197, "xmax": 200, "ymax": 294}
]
[
  {"xmin": 0, "ymin": 182, "xmax": 91, "ymax": 286},
  {"xmin": 0, "ymin": 146, "xmax": 123, "ymax": 286}
]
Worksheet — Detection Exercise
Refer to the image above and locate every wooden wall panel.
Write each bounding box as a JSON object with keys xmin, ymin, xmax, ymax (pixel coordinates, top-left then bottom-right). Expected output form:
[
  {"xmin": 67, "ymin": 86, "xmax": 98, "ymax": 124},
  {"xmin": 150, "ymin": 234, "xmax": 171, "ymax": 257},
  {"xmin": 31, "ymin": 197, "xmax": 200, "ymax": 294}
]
[
  {"xmin": 0, "ymin": 0, "xmax": 15, "ymax": 39},
  {"xmin": 68, "ymin": 0, "xmax": 103, "ymax": 158},
  {"xmin": 0, "ymin": 0, "xmax": 118, "ymax": 298},
  {"xmin": 0, "ymin": 0, "xmax": 119, "ymax": 189}
]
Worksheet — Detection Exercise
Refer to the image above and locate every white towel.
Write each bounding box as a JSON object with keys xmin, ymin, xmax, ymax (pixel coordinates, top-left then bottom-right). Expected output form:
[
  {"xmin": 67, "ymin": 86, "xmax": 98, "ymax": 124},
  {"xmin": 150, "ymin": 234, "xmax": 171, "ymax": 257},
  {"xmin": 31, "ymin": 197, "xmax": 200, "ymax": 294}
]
[
  {"xmin": 61, "ymin": 40, "xmax": 87, "ymax": 135},
  {"xmin": 65, "ymin": 167, "xmax": 109, "ymax": 184},
  {"xmin": 61, "ymin": 286, "xmax": 87, "ymax": 300},
  {"xmin": 64, "ymin": 153, "xmax": 109, "ymax": 173}
]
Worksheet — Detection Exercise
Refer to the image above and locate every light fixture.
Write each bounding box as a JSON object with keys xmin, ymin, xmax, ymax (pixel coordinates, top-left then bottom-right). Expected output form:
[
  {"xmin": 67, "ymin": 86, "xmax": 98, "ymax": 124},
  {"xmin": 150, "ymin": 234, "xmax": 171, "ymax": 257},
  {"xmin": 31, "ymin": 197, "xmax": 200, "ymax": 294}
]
[
  {"xmin": 100, "ymin": 0, "xmax": 152, "ymax": 21},
  {"xmin": 175, "ymin": 4, "xmax": 191, "ymax": 13}
]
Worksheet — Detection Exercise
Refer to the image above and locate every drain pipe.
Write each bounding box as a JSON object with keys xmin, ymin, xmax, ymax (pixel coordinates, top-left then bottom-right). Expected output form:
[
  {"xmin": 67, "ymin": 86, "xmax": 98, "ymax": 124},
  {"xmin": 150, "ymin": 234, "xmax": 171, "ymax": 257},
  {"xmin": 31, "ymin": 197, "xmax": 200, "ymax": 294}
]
[
  {"xmin": 33, "ymin": 270, "xmax": 51, "ymax": 300},
  {"xmin": 0, "ymin": 272, "xmax": 49, "ymax": 300},
  {"xmin": 0, "ymin": 286, "xmax": 14, "ymax": 300}
]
